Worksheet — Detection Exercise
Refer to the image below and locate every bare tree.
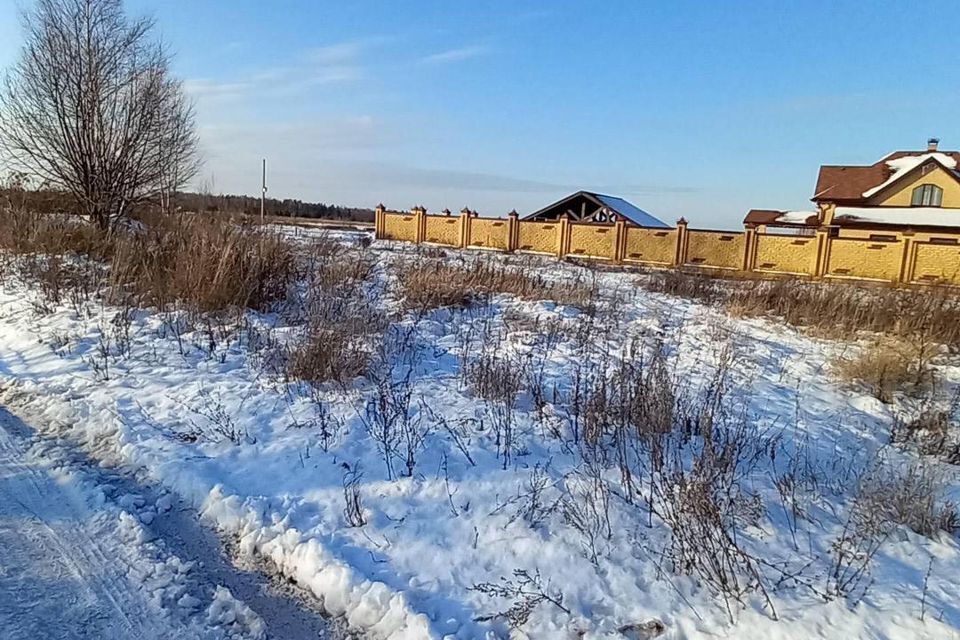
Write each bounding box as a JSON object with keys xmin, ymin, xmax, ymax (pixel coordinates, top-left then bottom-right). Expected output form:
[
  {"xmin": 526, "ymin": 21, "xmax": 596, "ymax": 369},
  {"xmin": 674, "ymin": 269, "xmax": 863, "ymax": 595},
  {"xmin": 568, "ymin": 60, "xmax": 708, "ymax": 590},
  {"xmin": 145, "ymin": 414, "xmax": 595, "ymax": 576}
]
[{"xmin": 0, "ymin": 0, "xmax": 199, "ymax": 228}]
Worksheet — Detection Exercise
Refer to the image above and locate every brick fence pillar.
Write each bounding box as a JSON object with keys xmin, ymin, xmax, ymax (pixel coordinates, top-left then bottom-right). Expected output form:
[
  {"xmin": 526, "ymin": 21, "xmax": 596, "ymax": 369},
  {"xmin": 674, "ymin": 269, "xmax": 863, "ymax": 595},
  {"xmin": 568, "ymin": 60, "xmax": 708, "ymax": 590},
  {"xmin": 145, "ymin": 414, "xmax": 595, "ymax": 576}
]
[
  {"xmin": 374, "ymin": 203, "xmax": 385, "ymax": 239},
  {"xmin": 558, "ymin": 214, "xmax": 571, "ymax": 259},
  {"xmin": 899, "ymin": 231, "xmax": 916, "ymax": 284},
  {"xmin": 413, "ymin": 205, "xmax": 426, "ymax": 244},
  {"xmin": 675, "ymin": 217, "xmax": 689, "ymax": 266},
  {"xmin": 507, "ymin": 210, "xmax": 519, "ymax": 252},
  {"xmin": 814, "ymin": 227, "xmax": 832, "ymax": 278}
]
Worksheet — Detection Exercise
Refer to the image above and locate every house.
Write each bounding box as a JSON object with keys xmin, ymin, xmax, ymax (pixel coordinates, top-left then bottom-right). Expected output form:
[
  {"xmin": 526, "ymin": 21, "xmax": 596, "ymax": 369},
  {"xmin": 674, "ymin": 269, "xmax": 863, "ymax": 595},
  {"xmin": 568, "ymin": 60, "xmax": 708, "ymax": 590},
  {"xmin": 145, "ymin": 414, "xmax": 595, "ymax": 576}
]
[
  {"xmin": 524, "ymin": 190, "xmax": 670, "ymax": 228},
  {"xmin": 744, "ymin": 139, "xmax": 960, "ymax": 238}
]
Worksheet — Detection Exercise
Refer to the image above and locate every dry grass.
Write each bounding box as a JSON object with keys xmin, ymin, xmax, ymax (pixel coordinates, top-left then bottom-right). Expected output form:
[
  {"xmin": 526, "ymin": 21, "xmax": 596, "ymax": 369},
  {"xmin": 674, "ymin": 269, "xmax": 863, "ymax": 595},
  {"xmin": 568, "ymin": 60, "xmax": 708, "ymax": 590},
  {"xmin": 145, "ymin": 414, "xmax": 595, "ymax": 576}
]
[
  {"xmin": 397, "ymin": 257, "xmax": 596, "ymax": 311},
  {"xmin": 287, "ymin": 327, "xmax": 372, "ymax": 385},
  {"xmin": 857, "ymin": 458, "xmax": 959, "ymax": 538},
  {"xmin": 285, "ymin": 241, "xmax": 384, "ymax": 386},
  {"xmin": 0, "ymin": 207, "xmax": 113, "ymax": 261},
  {"xmin": 0, "ymin": 208, "xmax": 298, "ymax": 314},
  {"xmin": 832, "ymin": 337, "xmax": 936, "ymax": 403},
  {"xmin": 641, "ymin": 270, "xmax": 960, "ymax": 348},
  {"xmin": 109, "ymin": 214, "xmax": 296, "ymax": 312}
]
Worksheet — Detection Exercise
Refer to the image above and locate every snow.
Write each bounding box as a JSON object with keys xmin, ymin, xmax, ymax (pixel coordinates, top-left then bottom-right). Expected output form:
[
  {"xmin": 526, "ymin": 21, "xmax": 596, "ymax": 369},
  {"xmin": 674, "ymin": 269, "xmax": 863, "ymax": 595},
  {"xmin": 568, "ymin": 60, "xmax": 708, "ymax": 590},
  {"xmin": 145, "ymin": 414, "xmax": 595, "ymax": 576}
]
[
  {"xmin": 0, "ymin": 408, "xmax": 266, "ymax": 640},
  {"xmin": 862, "ymin": 153, "xmax": 959, "ymax": 198},
  {"xmin": 1, "ymin": 231, "xmax": 960, "ymax": 639},
  {"xmin": 206, "ymin": 586, "xmax": 268, "ymax": 639},
  {"xmin": 770, "ymin": 211, "xmax": 817, "ymax": 225},
  {"xmin": 834, "ymin": 206, "xmax": 960, "ymax": 229}
]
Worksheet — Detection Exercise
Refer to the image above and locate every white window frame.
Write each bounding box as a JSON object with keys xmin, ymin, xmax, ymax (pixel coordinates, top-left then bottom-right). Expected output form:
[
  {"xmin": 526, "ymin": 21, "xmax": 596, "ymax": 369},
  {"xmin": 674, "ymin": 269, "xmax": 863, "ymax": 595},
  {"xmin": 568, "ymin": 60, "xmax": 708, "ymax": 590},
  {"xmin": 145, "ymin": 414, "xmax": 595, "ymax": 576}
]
[{"xmin": 911, "ymin": 183, "xmax": 943, "ymax": 207}]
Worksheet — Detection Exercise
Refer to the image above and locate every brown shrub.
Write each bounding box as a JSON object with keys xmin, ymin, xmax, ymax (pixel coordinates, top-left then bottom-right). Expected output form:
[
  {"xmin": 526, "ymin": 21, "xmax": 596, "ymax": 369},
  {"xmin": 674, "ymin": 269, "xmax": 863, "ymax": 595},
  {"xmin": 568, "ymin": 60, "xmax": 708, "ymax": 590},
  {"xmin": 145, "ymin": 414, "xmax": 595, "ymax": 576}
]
[
  {"xmin": 397, "ymin": 258, "xmax": 596, "ymax": 311},
  {"xmin": 832, "ymin": 337, "xmax": 936, "ymax": 403},
  {"xmin": 305, "ymin": 236, "xmax": 375, "ymax": 293},
  {"xmin": 287, "ymin": 327, "xmax": 371, "ymax": 385},
  {"xmin": 640, "ymin": 269, "xmax": 726, "ymax": 305},
  {"xmin": 108, "ymin": 214, "xmax": 296, "ymax": 313},
  {"xmin": 856, "ymin": 458, "xmax": 959, "ymax": 538},
  {"xmin": 1, "ymin": 208, "xmax": 299, "ymax": 314},
  {"xmin": 891, "ymin": 400, "xmax": 960, "ymax": 464},
  {"xmin": 285, "ymin": 244, "xmax": 384, "ymax": 386},
  {"xmin": 638, "ymin": 271, "xmax": 960, "ymax": 348},
  {"xmin": 0, "ymin": 207, "xmax": 112, "ymax": 260}
]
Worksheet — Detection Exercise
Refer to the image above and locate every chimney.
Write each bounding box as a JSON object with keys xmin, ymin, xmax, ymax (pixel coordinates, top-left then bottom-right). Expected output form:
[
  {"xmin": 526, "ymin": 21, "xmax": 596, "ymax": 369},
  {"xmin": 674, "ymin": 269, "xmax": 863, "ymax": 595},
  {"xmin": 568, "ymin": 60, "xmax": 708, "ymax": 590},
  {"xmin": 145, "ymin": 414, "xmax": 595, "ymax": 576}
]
[{"xmin": 927, "ymin": 137, "xmax": 939, "ymax": 152}]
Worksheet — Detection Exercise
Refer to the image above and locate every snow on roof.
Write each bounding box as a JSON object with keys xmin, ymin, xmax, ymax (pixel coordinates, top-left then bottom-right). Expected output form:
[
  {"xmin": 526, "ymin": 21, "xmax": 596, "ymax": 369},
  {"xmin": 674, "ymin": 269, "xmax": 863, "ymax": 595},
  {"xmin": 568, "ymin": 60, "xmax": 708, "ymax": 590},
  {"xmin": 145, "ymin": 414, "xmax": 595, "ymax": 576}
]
[
  {"xmin": 775, "ymin": 210, "xmax": 818, "ymax": 224},
  {"xmin": 861, "ymin": 153, "xmax": 959, "ymax": 198},
  {"xmin": 834, "ymin": 206, "xmax": 960, "ymax": 228}
]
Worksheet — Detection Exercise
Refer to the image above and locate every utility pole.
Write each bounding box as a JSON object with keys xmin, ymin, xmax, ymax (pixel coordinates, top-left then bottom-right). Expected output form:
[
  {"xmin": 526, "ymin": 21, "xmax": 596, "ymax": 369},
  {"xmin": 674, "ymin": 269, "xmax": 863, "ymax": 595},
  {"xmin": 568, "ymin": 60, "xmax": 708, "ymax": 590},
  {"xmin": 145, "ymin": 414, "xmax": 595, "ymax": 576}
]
[{"xmin": 260, "ymin": 158, "xmax": 267, "ymax": 223}]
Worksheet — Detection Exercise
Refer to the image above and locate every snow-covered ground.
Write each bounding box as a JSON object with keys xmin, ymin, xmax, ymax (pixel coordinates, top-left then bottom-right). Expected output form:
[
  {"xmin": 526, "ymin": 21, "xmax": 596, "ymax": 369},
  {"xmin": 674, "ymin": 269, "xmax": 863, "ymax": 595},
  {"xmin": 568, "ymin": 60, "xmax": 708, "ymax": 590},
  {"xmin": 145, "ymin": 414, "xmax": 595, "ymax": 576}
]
[
  {"xmin": 1, "ymin": 230, "xmax": 959, "ymax": 639},
  {"xmin": 0, "ymin": 405, "xmax": 281, "ymax": 639}
]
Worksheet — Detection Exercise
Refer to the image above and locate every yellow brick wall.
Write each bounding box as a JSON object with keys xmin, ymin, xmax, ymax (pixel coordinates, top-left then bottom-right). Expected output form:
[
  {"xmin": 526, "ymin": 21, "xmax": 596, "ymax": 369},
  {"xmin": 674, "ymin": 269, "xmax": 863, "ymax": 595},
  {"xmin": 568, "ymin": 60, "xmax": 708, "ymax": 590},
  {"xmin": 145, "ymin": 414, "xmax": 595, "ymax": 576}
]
[
  {"xmin": 382, "ymin": 212, "xmax": 418, "ymax": 242},
  {"xmin": 912, "ymin": 242, "xmax": 960, "ymax": 284},
  {"xmin": 685, "ymin": 231, "xmax": 745, "ymax": 270},
  {"xmin": 378, "ymin": 209, "xmax": 960, "ymax": 289},
  {"xmin": 837, "ymin": 227, "xmax": 960, "ymax": 247},
  {"xmin": 874, "ymin": 165, "xmax": 960, "ymax": 208},
  {"xmin": 754, "ymin": 234, "xmax": 818, "ymax": 275},
  {"xmin": 468, "ymin": 217, "xmax": 510, "ymax": 250},
  {"xmin": 826, "ymin": 238, "xmax": 904, "ymax": 281},
  {"xmin": 623, "ymin": 227, "xmax": 677, "ymax": 265},
  {"xmin": 517, "ymin": 220, "xmax": 559, "ymax": 254},
  {"xmin": 567, "ymin": 223, "xmax": 617, "ymax": 260},
  {"xmin": 424, "ymin": 215, "xmax": 460, "ymax": 246},
  {"xmin": 836, "ymin": 228, "xmax": 904, "ymax": 240}
]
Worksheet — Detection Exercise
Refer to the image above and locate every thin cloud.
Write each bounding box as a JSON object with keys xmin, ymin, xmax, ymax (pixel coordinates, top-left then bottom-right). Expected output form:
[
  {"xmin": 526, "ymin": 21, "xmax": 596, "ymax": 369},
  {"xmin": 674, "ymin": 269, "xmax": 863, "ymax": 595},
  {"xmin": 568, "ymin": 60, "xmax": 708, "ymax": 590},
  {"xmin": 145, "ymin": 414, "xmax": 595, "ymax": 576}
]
[
  {"xmin": 182, "ymin": 78, "xmax": 254, "ymax": 100},
  {"xmin": 185, "ymin": 39, "xmax": 368, "ymax": 102},
  {"xmin": 306, "ymin": 41, "xmax": 366, "ymax": 65},
  {"xmin": 420, "ymin": 45, "xmax": 490, "ymax": 65}
]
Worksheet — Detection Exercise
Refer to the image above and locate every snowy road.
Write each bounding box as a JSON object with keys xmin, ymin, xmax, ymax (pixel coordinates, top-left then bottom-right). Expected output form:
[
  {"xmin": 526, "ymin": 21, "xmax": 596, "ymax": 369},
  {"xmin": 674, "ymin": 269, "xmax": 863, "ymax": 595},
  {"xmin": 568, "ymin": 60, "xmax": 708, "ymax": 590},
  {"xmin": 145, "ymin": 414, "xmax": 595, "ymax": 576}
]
[{"xmin": 0, "ymin": 407, "xmax": 340, "ymax": 640}]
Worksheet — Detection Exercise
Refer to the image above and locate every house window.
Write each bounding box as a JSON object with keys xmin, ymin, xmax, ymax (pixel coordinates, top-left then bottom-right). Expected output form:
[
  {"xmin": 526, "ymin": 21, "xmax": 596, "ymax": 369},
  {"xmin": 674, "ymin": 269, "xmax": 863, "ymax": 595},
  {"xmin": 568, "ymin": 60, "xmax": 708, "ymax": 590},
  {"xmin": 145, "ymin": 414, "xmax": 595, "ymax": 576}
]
[{"xmin": 911, "ymin": 184, "xmax": 943, "ymax": 207}]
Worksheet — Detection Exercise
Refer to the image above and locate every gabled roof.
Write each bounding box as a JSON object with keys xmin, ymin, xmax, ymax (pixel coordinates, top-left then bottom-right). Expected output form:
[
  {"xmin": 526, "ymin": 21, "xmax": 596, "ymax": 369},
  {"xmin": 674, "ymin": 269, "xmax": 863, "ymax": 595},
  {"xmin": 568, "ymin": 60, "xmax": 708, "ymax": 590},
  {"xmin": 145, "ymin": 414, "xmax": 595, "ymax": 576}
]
[
  {"xmin": 523, "ymin": 190, "xmax": 671, "ymax": 228},
  {"xmin": 813, "ymin": 150, "xmax": 960, "ymax": 204}
]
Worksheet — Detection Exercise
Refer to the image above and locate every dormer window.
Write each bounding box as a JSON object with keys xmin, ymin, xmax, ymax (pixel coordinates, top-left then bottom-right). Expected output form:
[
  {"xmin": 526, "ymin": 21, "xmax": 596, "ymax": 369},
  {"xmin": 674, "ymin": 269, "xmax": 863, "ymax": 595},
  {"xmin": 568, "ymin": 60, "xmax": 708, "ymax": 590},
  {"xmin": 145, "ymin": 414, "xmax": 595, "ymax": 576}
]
[{"xmin": 911, "ymin": 183, "xmax": 943, "ymax": 207}]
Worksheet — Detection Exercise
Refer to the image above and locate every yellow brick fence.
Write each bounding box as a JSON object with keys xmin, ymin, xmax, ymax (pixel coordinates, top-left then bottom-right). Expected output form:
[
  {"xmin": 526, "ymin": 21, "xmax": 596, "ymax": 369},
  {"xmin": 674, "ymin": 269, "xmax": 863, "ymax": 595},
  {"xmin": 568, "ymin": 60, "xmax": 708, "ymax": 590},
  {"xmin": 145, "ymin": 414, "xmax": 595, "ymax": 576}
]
[{"xmin": 374, "ymin": 206, "xmax": 960, "ymax": 286}]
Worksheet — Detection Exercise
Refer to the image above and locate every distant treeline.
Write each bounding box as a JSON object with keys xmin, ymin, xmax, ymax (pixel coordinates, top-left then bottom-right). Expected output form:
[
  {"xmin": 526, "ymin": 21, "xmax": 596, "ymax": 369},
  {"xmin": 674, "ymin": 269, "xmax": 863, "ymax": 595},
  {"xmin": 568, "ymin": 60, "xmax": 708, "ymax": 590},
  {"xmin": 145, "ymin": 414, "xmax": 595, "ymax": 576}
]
[
  {"xmin": 0, "ymin": 187, "xmax": 375, "ymax": 222},
  {"xmin": 175, "ymin": 192, "xmax": 375, "ymax": 222}
]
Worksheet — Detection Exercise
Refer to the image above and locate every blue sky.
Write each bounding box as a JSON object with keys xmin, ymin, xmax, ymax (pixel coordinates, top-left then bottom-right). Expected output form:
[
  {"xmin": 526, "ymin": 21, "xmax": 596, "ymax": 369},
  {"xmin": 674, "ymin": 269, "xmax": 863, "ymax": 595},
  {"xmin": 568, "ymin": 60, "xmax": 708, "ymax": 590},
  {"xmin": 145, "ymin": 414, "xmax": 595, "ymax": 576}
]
[{"xmin": 1, "ymin": 1, "xmax": 959, "ymax": 228}]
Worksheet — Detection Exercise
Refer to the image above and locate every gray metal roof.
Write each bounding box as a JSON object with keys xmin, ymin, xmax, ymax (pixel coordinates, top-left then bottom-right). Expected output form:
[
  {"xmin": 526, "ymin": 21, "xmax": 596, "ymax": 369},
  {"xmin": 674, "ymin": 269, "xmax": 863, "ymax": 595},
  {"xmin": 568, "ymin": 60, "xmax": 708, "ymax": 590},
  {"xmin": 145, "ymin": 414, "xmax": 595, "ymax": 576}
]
[{"xmin": 591, "ymin": 193, "xmax": 671, "ymax": 228}]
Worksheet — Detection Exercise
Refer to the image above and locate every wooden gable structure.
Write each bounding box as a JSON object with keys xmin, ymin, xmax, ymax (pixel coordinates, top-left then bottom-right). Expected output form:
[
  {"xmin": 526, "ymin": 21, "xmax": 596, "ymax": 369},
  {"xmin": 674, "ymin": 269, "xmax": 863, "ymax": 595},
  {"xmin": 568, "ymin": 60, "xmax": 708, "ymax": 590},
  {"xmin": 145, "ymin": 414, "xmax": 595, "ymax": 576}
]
[{"xmin": 523, "ymin": 191, "xmax": 670, "ymax": 228}]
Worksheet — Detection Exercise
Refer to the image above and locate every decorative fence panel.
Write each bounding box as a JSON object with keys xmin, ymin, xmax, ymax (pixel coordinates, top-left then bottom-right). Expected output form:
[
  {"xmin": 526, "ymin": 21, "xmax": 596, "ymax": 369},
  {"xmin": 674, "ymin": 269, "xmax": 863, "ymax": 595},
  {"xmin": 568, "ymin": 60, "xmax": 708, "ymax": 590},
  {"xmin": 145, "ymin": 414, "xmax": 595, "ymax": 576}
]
[
  {"xmin": 623, "ymin": 227, "xmax": 677, "ymax": 265},
  {"xmin": 825, "ymin": 238, "xmax": 904, "ymax": 282},
  {"xmin": 380, "ymin": 212, "xmax": 419, "ymax": 242},
  {"xmin": 753, "ymin": 234, "xmax": 819, "ymax": 276},
  {"xmin": 567, "ymin": 223, "xmax": 617, "ymax": 260},
  {"xmin": 423, "ymin": 215, "xmax": 460, "ymax": 246},
  {"xmin": 468, "ymin": 217, "xmax": 510, "ymax": 250},
  {"xmin": 912, "ymin": 241, "xmax": 960, "ymax": 284},
  {"xmin": 685, "ymin": 230, "xmax": 745, "ymax": 270},
  {"xmin": 516, "ymin": 220, "xmax": 560, "ymax": 255}
]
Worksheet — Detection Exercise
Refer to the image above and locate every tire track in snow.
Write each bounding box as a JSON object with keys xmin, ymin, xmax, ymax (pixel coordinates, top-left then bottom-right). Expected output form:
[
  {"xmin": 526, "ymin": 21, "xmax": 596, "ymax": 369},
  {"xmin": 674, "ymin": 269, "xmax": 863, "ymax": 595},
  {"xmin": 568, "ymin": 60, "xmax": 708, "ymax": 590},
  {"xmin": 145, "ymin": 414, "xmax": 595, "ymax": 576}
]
[{"xmin": 0, "ymin": 406, "xmax": 344, "ymax": 640}]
